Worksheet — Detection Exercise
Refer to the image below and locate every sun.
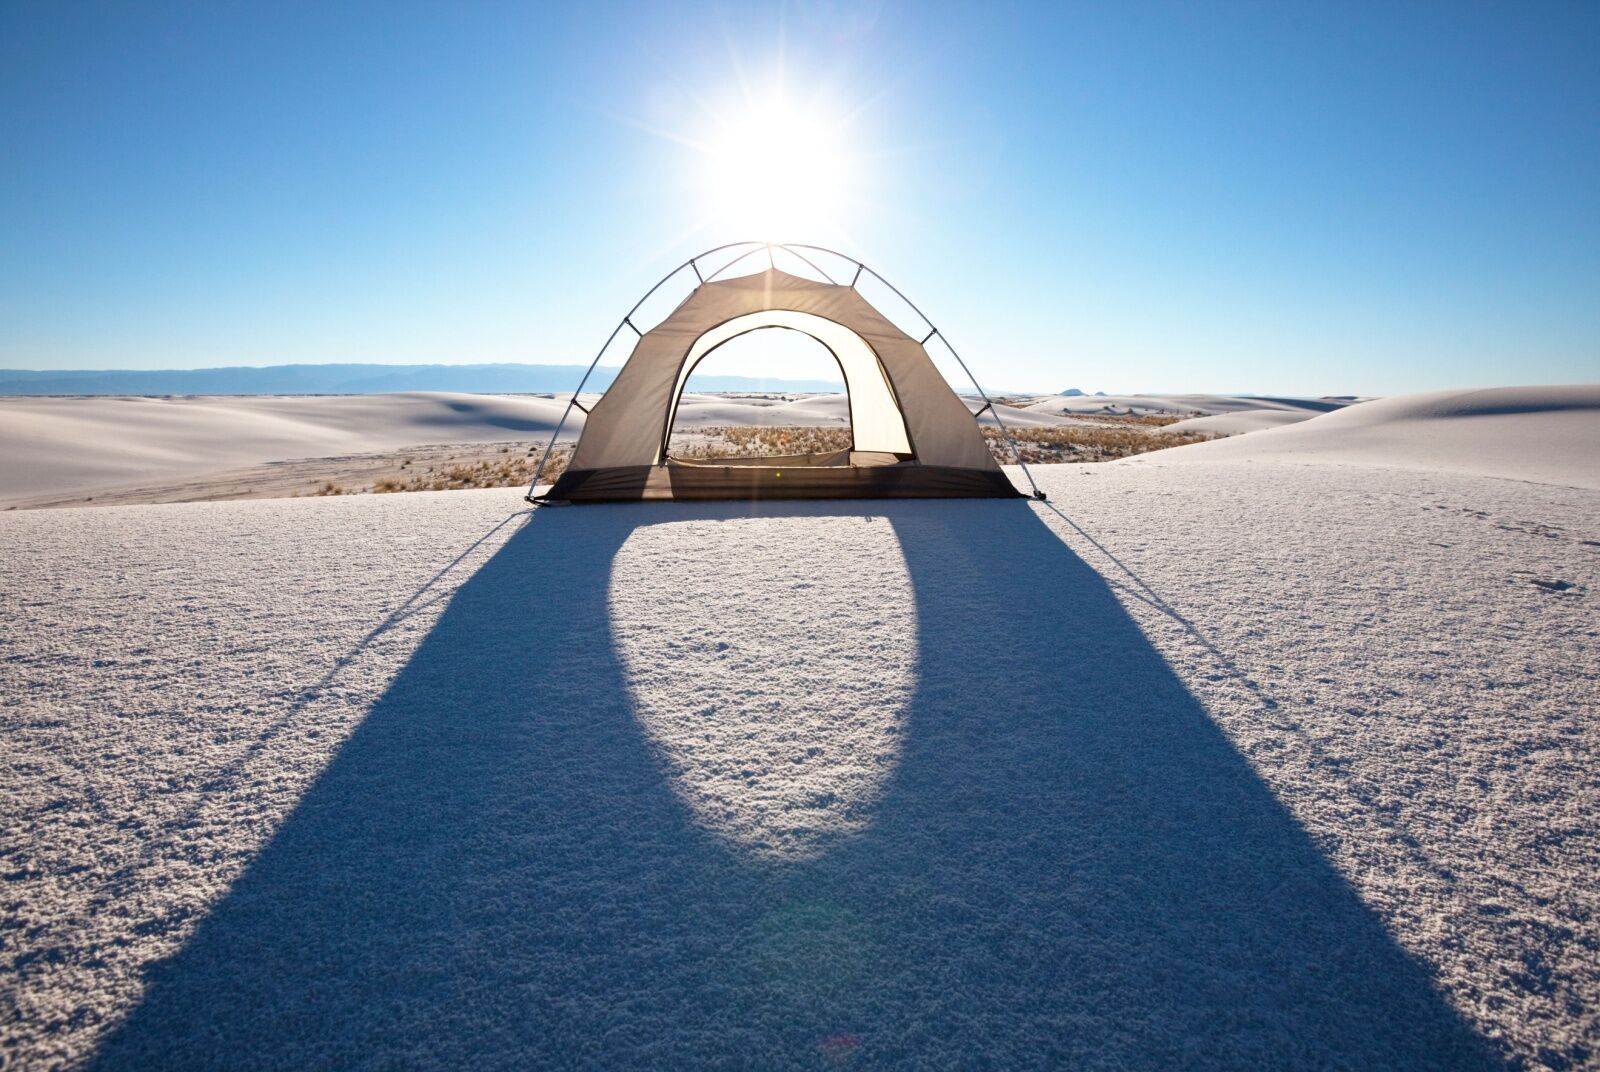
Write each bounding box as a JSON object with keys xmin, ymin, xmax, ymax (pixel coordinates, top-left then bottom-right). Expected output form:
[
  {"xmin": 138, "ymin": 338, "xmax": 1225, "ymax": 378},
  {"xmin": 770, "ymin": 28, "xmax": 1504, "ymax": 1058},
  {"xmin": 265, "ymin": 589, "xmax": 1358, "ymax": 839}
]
[{"xmin": 696, "ymin": 93, "xmax": 851, "ymax": 240}]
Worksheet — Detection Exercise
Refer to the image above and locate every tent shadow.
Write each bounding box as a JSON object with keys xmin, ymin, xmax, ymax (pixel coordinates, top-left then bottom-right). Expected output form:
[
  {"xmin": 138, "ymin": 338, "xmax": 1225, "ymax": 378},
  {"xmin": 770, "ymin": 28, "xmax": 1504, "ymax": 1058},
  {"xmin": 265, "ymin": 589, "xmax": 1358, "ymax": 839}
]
[{"xmin": 92, "ymin": 500, "xmax": 1500, "ymax": 1070}]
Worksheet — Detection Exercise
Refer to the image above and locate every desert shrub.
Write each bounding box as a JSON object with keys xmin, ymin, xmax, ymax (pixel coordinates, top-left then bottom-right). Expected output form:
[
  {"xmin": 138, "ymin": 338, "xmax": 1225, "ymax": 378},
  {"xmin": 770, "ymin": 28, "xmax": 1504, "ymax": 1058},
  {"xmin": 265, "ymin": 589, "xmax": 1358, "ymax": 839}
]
[
  {"xmin": 364, "ymin": 447, "xmax": 572, "ymax": 494},
  {"xmin": 667, "ymin": 422, "xmax": 1209, "ymax": 466},
  {"xmin": 980, "ymin": 425, "xmax": 1213, "ymax": 463},
  {"xmin": 671, "ymin": 426, "xmax": 855, "ymax": 459}
]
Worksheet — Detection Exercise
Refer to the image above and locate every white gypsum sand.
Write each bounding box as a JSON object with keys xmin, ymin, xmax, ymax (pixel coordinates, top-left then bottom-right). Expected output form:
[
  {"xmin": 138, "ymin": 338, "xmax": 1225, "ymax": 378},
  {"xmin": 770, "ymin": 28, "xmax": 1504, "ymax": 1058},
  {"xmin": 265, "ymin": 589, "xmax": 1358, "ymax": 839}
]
[
  {"xmin": 1149, "ymin": 385, "xmax": 1600, "ymax": 489},
  {"xmin": 574, "ymin": 391, "xmax": 1075, "ymax": 429},
  {"xmin": 1015, "ymin": 392, "xmax": 1354, "ymax": 420},
  {"xmin": 1, "ymin": 386, "xmax": 1596, "ymax": 1068},
  {"xmin": 0, "ymin": 392, "xmax": 594, "ymax": 506},
  {"xmin": 1158, "ymin": 408, "xmax": 1325, "ymax": 436},
  {"xmin": 0, "ymin": 391, "xmax": 1283, "ymax": 509}
]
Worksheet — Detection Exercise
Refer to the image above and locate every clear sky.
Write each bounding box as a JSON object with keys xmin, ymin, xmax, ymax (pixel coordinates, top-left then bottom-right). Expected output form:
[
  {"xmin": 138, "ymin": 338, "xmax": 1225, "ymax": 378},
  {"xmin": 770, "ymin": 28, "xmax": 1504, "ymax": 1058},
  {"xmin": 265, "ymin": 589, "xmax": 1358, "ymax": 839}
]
[{"xmin": 2, "ymin": 1, "xmax": 1596, "ymax": 395}]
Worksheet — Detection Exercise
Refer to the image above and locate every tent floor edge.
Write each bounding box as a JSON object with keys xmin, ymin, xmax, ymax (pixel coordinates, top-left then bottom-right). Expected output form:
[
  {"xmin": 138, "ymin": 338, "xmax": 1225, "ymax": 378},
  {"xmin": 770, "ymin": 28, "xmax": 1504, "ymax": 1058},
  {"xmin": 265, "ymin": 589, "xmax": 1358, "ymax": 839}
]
[{"xmin": 547, "ymin": 464, "xmax": 1025, "ymax": 503}]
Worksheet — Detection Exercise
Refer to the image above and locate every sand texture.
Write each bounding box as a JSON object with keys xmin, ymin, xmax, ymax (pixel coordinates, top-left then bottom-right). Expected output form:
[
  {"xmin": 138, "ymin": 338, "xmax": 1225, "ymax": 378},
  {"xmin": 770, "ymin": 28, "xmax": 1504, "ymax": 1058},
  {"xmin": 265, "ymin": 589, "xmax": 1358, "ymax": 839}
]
[
  {"xmin": 1016, "ymin": 393, "xmax": 1355, "ymax": 419},
  {"xmin": 0, "ymin": 393, "xmax": 594, "ymax": 506},
  {"xmin": 3, "ymin": 388, "xmax": 1598, "ymax": 1068},
  {"xmin": 0, "ymin": 391, "xmax": 1310, "ymax": 509},
  {"xmin": 1152, "ymin": 385, "xmax": 1600, "ymax": 489}
]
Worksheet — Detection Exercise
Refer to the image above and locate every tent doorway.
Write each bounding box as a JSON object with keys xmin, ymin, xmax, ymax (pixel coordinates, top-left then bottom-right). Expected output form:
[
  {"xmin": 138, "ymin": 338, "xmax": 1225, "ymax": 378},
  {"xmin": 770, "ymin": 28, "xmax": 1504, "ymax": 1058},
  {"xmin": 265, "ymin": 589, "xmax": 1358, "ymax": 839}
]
[{"xmin": 664, "ymin": 324, "xmax": 898, "ymax": 466}]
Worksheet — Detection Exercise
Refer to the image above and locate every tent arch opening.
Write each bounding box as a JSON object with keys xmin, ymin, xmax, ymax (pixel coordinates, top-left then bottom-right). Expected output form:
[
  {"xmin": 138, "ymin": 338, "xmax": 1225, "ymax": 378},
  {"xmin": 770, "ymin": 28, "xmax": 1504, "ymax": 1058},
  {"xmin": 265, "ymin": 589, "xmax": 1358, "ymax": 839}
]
[
  {"xmin": 664, "ymin": 326, "xmax": 853, "ymax": 461},
  {"xmin": 660, "ymin": 310, "xmax": 914, "ymax": 465}
]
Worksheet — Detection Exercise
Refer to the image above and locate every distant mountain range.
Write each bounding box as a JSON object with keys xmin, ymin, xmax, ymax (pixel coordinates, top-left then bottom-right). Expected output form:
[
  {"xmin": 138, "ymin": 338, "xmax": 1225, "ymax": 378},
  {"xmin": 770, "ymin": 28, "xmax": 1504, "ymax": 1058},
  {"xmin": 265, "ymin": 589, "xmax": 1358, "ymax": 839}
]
[{"xmin": 0, "ymin": 363, "xmax": 846, "ymax": 396}]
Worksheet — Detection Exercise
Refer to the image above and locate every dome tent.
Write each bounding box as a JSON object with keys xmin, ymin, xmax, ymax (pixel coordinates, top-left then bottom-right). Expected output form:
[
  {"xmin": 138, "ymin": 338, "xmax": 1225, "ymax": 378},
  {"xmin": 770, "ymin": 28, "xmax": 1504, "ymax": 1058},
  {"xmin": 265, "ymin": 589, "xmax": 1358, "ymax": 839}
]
[{"xmin": 527, "ymin": 242, "xmax": 1044, "ymax": 503}]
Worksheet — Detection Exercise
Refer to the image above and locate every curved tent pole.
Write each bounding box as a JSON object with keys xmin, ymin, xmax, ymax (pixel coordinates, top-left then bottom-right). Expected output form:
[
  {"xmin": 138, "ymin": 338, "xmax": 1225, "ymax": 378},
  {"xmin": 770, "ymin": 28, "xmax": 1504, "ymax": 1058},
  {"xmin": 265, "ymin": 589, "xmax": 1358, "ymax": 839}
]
[
  {"xmin": 527, "ymin": 240, "xmax": 1047, "ymax": 502},
  {"xmin": 523, "ymin": 241, "xmax": 761, "ymax": 503},
  {"xmin": 773, "ymin": 245, "xmax": 839, "ymax": 285},
  {"xmin": 846, "ymin": 260, "xmax": 1046, "ymax": 501},
  {"xmin": 701, "ymin": 243, "xmax": 770, "ymax": 283},
  {"xmin": 781, "ymin": 243, "xmax": 1044, "ymax": 500}
]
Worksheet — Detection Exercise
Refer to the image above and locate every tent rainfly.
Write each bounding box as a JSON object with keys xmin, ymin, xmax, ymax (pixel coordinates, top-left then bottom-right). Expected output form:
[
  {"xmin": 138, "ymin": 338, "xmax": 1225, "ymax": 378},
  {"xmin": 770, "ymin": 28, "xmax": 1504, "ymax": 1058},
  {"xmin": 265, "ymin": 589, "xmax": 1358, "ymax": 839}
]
[{"xmin": 528, "ymin": 242, "xmax": 1044, "ymax": 504}]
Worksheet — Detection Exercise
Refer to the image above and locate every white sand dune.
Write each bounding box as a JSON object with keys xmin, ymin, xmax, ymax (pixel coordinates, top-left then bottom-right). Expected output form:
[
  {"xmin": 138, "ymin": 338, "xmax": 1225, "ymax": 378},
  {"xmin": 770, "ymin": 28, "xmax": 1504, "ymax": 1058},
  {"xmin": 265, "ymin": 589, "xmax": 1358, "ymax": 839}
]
[
  {"xmin": 670, "ymin": 392, "xmax": 1076, "ymax": 429},
  {"xmin": 9, "ymin": 385, "xmax": 1377, "ymax": 510},
  {"xmin": 0, "ymin": 392, "xmax": 594, "ymax": 505},
  {"xmin": 960, "ymin": 396, "xmax": 1083, "ymax": 428},
  {"xmin": 3, "ymin": 398, "xmax": 1597, "ymax": 1067},
  {"xmin": 3, "ymin": 398, "xmax": 1600, "ymax": 1068},
  {"xmin": 0, "ymin": 391, "xmax": 1076, "ymax": 507},
  {"xmin": 1, "ymin": 384, "xmax": 1593, "ymax": 1070},
  {"xmin": 1146, "ymin": 385, "xmax": 1600, "ymax": 488},
  {"xmin": 1018, "ymin": 392, "xmax": 1353, "ymax": 419},
  {"xmin": 670, "ymin": 392, "xmax": 853, "ymax": 426},
  {"xmin": 1160, "ymin": 408, "xmax": 1329, "ymax": 436}
]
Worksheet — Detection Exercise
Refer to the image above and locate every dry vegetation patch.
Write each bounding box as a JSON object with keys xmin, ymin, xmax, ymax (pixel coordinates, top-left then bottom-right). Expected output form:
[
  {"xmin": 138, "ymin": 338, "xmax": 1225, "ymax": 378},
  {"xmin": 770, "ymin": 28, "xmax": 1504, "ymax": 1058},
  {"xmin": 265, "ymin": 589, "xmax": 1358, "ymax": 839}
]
[
  {"xmin": 23, "ymin": 407, "xmax": 1216, "ymax": 510},
  {"xmin": 671, "ymin": 426, "xmax": 855, "ymax": 459},
  {"xmin": 981, "ymin": 425, "xmax": 1213, "ymax": 463},
  {"xmin": 668, "ymin": 421, "xmax": 1213, "ymax": 465},
  {"xmin": 353, "ymin": 447, "xmax": 573, "ymax": 494}
]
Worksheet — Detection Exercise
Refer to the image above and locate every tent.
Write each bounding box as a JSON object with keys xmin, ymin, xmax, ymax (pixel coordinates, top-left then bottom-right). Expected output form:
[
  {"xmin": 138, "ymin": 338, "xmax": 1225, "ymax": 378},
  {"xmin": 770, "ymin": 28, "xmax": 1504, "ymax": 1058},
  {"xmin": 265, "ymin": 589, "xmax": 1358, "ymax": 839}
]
[{"xmin": 528, "ymin": 243, "xmax": 1043, "ymax": 503}]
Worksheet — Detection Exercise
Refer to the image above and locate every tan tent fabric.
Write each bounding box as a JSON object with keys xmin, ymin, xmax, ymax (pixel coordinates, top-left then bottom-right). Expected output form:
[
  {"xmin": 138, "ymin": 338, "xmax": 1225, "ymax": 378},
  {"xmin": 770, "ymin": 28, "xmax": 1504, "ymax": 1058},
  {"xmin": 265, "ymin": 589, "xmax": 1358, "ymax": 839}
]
[{"xmin": 549, "ymin": 266, "xmax": 1016, "ymax": 502}]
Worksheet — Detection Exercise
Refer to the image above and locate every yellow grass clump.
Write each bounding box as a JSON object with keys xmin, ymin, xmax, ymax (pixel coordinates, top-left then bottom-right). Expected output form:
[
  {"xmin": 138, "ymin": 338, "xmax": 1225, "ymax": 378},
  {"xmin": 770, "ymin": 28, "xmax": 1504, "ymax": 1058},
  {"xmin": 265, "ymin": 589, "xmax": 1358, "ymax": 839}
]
[
  {"xmin": 980, "ymin": 425, "xmax": 1212, "ymax": 463},
  {"xmin": 672, "ymin": 426, "xmax": 855, "ymax": 459},
  {"xmin": 287, "ymin": 418, "xmax": 1213, "ymax": 502},
  {"xmin": 669, "ymin": 422, "xmax": 1211, "ymax": 465},
  {"xmin": 364, "ymin": 448, "xmax": 572, "ymax": 494}
]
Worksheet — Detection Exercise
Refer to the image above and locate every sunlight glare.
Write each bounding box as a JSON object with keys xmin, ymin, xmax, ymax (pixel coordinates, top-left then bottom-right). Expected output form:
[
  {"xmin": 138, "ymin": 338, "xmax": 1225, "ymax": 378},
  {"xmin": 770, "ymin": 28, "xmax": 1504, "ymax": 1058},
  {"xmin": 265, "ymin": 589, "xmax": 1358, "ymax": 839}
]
[{"xmin": 699, "ymin": 93, "xmax": 851, "ymax": 240}]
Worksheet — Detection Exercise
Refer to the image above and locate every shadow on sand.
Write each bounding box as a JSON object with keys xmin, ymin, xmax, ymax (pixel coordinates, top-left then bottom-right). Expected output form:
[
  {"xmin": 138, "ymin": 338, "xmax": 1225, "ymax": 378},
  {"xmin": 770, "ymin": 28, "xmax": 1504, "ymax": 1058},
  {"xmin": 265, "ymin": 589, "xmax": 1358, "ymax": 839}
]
[{"xmin": 94, "ymin": 501, "xmax": 1498, "ymax": 1070}]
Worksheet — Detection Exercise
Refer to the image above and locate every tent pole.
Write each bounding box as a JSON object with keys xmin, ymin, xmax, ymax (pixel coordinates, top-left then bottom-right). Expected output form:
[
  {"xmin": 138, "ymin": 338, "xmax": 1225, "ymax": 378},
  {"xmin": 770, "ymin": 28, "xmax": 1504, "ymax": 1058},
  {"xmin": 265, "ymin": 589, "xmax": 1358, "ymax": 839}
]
[
  {"xmin": 523, "ymin": 321, "xmax": 622, "ymax": 503},
  {"xmin": 936, "ymin": 332, "xmax": 1046, "ymax": 500},
  {"xmin": 525, "ymin": 251, "xmax": 751, "ymax": 503},
  {"xmin": 775, "ymin": 244, "xmax": 838, "ymax": 284},
  {"xmin": 703, "ymin": 244, "xmax": 768, "ymax": 282},
  {"xmin": 857, "ymin": 265, "xmax": 1047, "ymax": 501}
]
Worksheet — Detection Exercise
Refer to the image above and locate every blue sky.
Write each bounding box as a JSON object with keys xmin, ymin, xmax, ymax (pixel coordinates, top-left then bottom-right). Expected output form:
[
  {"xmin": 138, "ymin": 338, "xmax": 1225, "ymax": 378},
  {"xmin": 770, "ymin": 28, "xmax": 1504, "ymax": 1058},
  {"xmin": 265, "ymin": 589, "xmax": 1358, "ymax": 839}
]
[{"xmin": 2, "ymin": 1, "xmax": 1596, "ymax": 394}]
